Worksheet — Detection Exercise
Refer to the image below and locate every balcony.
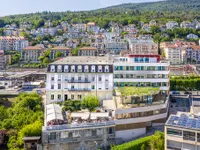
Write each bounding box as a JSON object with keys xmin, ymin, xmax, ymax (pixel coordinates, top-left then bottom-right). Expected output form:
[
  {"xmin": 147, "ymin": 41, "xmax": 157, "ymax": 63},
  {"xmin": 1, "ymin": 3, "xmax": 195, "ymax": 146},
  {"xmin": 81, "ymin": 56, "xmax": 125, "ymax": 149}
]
[
  {"xmin": 68, "ymin": 88, "xmax": 91, "ymax": 91},
  {"xmin": 68, "ymin": 80, "xmax": 91, "ymax": 83}
]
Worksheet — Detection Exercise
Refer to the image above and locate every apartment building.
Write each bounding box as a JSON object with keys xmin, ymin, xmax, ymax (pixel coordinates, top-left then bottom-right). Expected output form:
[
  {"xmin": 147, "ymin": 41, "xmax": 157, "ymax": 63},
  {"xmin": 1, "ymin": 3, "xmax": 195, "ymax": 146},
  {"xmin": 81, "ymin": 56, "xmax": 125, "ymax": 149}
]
[
  {"xmin": 21, "ymin": 45, "xmax": 45, "ymax": 62},
  {"xmin": 49, "ymin": 47, "xmax": 71, "ymax": 60},
  {"xmin": 91, "ymin": 34, "xmax": 105, "ymax": 54},
  {"xmin": 0, "ymin": 36, "xmax": 28, "ymax": 51},
  {"xmin": 105, "ymin": 37, "xmax": 127, "ymax": 54},
  {"xmin": 78, "ymin": 47, "xmax": 97, "ymax": 56},
  {"xmin": 185, "ymin": 46, "xmax": 200, "ymax": 63},
  {"xmin": 0, "ymin": 50, "xmax": 10, "ymax": 70},
  {"xmin": 165, "ymin": 112, "xmax": 200, "ymax": 150},
  {"xmin": 46, "ymin": 56, "xmax": 113, "ymax": 104},
  {"xmin": 164, "ymin": 45, "xmax": 182, "ymax": 64},
  {"xmin": 112, "ymin": 55, "xmax": 170, "ymax": 142},
  {"xmin": 128, "ymin": 38, "xmax": 158, "ymax": 54},
  {"xmin": 87, "ymin": 22, "xmax": 99, "ymax": 33},
  {"xmin": 41, "ymin": 104, "xmax": 115, "ymax": 150}
]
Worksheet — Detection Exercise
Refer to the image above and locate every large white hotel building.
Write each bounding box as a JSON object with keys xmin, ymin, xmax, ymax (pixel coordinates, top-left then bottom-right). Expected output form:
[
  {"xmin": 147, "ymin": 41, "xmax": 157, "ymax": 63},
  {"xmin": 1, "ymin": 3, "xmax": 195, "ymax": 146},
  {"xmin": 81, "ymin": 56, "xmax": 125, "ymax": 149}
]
[{"xmin": 46, "ymin": 56, "xmax": 113, "ymax": 104}]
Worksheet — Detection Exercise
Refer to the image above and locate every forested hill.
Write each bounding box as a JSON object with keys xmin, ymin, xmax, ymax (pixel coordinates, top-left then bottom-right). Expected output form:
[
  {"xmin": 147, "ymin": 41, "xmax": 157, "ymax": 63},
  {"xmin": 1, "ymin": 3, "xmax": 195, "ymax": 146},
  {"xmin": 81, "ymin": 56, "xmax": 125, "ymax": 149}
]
[
  {"xmin": 103, "ymin": 0, "xmax": 200, "ymax": 12},
  {"xmin": 1, "ymin": 0, "xmax": 200, "ymax": 28}
]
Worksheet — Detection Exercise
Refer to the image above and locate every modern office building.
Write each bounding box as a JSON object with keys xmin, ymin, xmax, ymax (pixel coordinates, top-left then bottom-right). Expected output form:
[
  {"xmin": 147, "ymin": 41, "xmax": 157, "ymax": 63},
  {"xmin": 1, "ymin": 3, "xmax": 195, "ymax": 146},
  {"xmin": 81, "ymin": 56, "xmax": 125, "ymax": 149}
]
[
  {"xmin": 46, "ymin": 56, "xmax": 113, "ymax": 104},
  {"xmin": 111, "ymin": 54, "xmax": 170, "ymax": 142},
  {"xmin": 41, "ymin": 104, "xmax": 115, "ymax": 150},
  {"xmin": 165, "ymin": 112, "xmax": 200, "ymax": 150}
]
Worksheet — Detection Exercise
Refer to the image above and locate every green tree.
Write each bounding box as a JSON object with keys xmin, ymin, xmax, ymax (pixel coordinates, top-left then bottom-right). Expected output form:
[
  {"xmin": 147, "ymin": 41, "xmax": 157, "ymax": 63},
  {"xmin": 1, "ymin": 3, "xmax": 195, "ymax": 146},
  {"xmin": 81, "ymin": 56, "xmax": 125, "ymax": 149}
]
[
  {"xmin": 81, "ymin": 95, "xmax": 100, "ymax": 112},
  {"xmin": 55, "ymin": 51, "xmax": 64, "ymax": 58},
  {"xmin": 63, "ymin": 100, "xmax": 82, "ymax": 112},
  {"xmin": 72, "ymin": 47, "xmax": 79, "ymax": 56},
  {"xmin": 149, "ymin": 131, "xmax": 164, "ymax": 150}
]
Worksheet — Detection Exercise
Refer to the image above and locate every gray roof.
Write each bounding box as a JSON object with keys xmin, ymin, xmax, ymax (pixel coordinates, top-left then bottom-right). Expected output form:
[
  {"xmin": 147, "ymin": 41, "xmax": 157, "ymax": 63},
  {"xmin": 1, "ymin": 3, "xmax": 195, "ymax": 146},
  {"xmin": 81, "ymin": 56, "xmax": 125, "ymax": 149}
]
[{"xmin": 51, "ymin": 56, "xmax": 113, "ymax": 65}]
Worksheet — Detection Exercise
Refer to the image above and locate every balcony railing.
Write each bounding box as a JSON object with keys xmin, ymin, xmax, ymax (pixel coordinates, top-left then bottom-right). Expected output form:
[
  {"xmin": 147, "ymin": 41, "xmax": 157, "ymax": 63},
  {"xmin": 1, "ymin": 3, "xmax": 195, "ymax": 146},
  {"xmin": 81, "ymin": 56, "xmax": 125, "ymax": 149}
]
[
  {"xmin": 68, "ymin": 88, "xmax": 91, "ymax": 91},
  {"xmin": 68, "ymin": 80, "xmax": 91, "ymax": 83}
]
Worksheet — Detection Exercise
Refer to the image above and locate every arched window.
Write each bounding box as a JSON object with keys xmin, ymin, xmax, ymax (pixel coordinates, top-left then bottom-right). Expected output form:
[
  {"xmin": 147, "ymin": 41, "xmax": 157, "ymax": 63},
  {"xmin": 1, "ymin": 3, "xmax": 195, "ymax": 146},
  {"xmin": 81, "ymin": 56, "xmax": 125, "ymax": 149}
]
[
  {"xmin": 50, "ymin": 65, "xmax": 55, "ymax": 72},
  {"xmin": 64, "ymin": 65, "xmax": 69, "ymax": 72}
]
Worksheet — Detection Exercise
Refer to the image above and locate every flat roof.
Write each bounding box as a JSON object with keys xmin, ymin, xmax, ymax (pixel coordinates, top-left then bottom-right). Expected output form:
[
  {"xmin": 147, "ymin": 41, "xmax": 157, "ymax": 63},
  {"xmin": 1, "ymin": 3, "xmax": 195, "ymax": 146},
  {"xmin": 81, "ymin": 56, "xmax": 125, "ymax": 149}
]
[
  {"xmin": 166, "ymin": 113, "xmax": 200, "ymax": 130},
  {"xmin": 50, "ymin": 56, "xmax": 113, "ymax": 65}
]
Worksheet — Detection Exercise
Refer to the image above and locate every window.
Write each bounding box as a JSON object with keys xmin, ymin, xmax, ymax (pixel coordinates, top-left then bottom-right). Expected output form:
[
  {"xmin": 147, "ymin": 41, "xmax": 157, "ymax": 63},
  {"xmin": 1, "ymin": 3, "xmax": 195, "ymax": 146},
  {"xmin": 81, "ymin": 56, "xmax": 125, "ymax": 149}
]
[
  {"xmin": 105, "ymin": 66, "xmax": 109, "ymax": 72},
  {"xmin": 78, "ymin": 65, "xmax": 82, "ymax": 72},
  {"xmin": 78, "ymin": 77, "xmax": 81, "ymax": 81},
  {"xmin": 92, "ymin": 77, "xmax": 95, "ymax": 81},
  {"xmin": 78, "ymin": 95, "xmax": 82, "ymax": 99},
  {"xmin": 58, "ymin": 84, "xmax": 61, "ymax": 89},
  {"xmin": 71, "ymin": 65, "xmax": 75, "ymax": 72},
  {"xmin": 50, "ymin": 65, "xmax": 55, "ymax": 72},
  {"xmin": 98, "ymin": 77, "xmax": 102, "ymax": 81},
  {"xmin": 48, "ymin": 132, "xmax": 56, "ymax": 140},
  {"xmin": 58, "ymin": 94, "xmax": 61, "ymax": 100},
  {"xmin": 58, "ymin": 75, "xmax": 61, "ymax": 81},
  {"xmin": 84, "ymin": 65, "xmax": 89, "ymax": 72},
  {"xmin": 167, "ymin": 128, "xmax": 182, "ymax": 136},
  {"xmin": 71, "ymin": 95, "xmax": 74, "ymax": 100},
  {"xmin": 51, "ymin": 85, "xmax": 54, "ymax": 89},
  {"xmin": 183, "ymin": 131, "xmax": 195, "ymax": 141},
  {"xmin": 64, "ymin": 65, "xmax": 68, "ymax": 72},
  {"xmin": 91, "ymin": 85, "xmax": 95, "ymax": 90},
  {"xmin": 51, "ymin": 95, "xmax": 54, "ymax": 100},
  {"xmin": 57, "ymin": 65, "xmax": 62, "ymax": 72},
  {"xmin": 98, "ymin": 65, "xmax": 102, "ymax": 72},
  {"xmin": 51, "ymin": 77, "xmax": 54, "ymax": 81},
  {"xmin": 91, "ymin": 65, "xmax": 95, "ymax": 72}
]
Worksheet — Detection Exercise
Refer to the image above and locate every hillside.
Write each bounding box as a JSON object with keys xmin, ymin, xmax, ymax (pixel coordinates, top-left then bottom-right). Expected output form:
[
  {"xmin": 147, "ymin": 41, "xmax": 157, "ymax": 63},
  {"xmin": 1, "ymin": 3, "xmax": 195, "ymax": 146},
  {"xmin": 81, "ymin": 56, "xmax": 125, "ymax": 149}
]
[
  {"xmin": 104, "ymin": 0, "xmax": 200, "ymax": 12},
  {"xmin": 1, "ymin": 0, "xmax": 200, "ymax": 28}
]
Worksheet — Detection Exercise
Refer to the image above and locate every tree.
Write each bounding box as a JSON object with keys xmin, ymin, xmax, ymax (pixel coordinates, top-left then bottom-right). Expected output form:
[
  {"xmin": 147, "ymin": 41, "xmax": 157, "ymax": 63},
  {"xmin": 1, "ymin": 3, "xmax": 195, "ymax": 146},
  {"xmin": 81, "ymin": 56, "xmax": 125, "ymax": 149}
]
[
  {"xmin": 149, "ymin": 131, "xmax": 164, "ymax": 150},
  {"xmin": 72, "ymin": 47, "xmax": 79, "ymax": 56},
  {"xmin": 63, "ymin": 100, "xmax": 81, "ymax": 112},
  {"xmin": 55, "ymin": 51, "xmax": 64, "ymax": 59},
  {"xmin": 81, "ymin": 95, "xmax": 100, "ymax": 112}
]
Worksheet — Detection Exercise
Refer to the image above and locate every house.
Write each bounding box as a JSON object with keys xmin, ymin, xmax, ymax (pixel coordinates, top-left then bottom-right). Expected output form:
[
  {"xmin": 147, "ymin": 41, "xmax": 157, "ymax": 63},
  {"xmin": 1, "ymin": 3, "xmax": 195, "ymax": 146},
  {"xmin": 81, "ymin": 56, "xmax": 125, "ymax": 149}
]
[
  {"xmin": 21, "ymin": 45, "xmax": 45, "ymax": 62},
  {"xmin": 166, "ymin": 21, "xmax": 179, "ymax": 29},
  {"xmin": 66, "ymin": 39, "xmax": 79, "ymax": 49},
  {"xmin": 78, "ymin": 47, "xmax": 97, "ymax": 56},
  {"xmin": 149, "ymin": 20, "xmax": 157, "ymax": 26},
  {"xmin": 90, "ymin": 34, "xmax": 105, "ymax": 54},
  {"xmin": 185, "ymin": 46, "xmax": 200, "ymax": 63},
  {"xmin": 49, "ymin": 47, "xmax": 71, "ymax": 60},
  {"xmin": 87, "ymin": 22, "xmax": 99, "ymax": 33},
  {"xmin": 180, "ymin": 21, "xmax": 194, "ymax": 29},
  {"xmin": 142, "ymin": 24, "xmax": 151, "ymax": 32},
  {"xmin": 187, "ymin": 34, "xmax": 198, "ymax": 40},
  {"xmin": 46, "ymin": 56, "xmax": 113, "ymax": 103},
  {"xmin": 0, "ymin": 50, "xmax": 10, "ymax": 70}
]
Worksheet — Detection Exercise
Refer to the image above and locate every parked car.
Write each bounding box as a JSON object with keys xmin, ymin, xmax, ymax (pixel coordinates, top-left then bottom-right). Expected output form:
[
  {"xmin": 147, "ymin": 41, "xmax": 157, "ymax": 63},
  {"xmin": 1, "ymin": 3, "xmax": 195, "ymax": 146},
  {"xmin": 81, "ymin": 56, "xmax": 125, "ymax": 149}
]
[
  {"xmin": 172, "ymin": 91, "xmax": 180, "ymax": 95},
  {"xmin": 184, "ymin": 91, "xmax": 192, "ymax": 95}
]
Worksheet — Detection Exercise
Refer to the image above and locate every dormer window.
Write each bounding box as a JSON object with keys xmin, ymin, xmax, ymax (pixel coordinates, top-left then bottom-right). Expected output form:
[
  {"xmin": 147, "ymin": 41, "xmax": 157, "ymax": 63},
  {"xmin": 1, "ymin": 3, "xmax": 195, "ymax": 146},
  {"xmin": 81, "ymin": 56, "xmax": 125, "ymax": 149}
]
[
  {"xmin": 105, "ymin": 66, "xmax": 109, "ymax": 72},
  {"xmin": 98, "ymin": 65, "xmax": 102, "ymax": 72},
  {"xmin": 84, "ymin": 65, "xmax": 89, "ymax": 72},
  {"xmin": 50, "ymin": 65, "xmax": 55, "ymax": 72},
  {"xmin": 78, "ymin": 65, "xmax": 82, "ymax": 72},
  {"xmin": 57, "ymin": 65, "xmax": 62, "ymax": 72},
  {"xmin": 91, "ymin": 65, "xmax": 95, "ymax": 72},
  {"xmin": 64, "ymin": 65, "xmax": 69, "ymax": 72},
  {"xmin": 71, "ymin": 65, "xmax": 75, "ymax": 72}
]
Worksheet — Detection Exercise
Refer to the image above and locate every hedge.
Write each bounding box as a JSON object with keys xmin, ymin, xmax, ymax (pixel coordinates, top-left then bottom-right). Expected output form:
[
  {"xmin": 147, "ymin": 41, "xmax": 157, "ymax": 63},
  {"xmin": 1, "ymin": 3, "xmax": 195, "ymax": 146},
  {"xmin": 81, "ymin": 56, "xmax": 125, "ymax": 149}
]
[{"xmin": 111, "ymin": 136, "xmax": 152, "ymax": 150}]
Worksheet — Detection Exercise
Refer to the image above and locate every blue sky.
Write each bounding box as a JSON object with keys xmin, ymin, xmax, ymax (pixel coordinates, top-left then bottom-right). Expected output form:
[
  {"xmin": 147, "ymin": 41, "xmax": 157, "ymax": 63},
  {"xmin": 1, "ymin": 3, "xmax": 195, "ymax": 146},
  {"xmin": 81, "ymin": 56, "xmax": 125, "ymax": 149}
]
[{"xmin": 0, "ymin": 0, "xmax": 162, "ymax": 16}]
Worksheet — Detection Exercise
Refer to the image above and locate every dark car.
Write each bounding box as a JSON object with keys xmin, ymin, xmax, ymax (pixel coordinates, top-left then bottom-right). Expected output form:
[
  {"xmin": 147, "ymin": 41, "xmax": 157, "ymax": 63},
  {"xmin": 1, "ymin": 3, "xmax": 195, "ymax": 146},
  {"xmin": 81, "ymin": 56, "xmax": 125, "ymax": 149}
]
[{"xmin": 184, "ymin": 91, "xmax": 192, "ymax": 95}]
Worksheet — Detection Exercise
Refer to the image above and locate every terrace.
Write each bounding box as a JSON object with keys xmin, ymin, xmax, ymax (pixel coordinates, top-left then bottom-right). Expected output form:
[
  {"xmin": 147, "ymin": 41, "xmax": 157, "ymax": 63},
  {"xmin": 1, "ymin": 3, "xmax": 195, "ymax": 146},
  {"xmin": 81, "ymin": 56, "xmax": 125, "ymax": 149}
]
[{"xmin": 114, "ymin": 87, "xmax": 167, "ymax": 109}]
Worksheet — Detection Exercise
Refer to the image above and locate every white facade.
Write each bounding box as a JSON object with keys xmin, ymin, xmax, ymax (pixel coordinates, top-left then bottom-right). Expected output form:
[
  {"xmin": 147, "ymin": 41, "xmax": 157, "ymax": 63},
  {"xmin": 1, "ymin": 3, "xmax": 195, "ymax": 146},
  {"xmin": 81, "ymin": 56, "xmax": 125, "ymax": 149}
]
[
  {"xmin": 46, "ymin": 56, "xmax": 113, "ymax": 104},
  {"xmin": 166, "ymin": 21, "xmax": 179, "ymax": 29},
  {"xmin": 164, "ymin": 46, "xmax": 182, "ymax": 64}
]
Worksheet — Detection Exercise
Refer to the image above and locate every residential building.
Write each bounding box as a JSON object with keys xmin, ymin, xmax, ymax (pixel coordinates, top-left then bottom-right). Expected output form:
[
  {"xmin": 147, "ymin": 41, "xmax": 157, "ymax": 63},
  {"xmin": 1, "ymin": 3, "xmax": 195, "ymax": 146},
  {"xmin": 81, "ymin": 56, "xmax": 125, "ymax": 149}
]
[
  {"xmin": 164, "ymin": 45, "xmax": 182, "ymax": 64},
  {"xmin": 128, "ymin": 38, "xmax": 158, "ymax": 54},
  {"xmin": 50, "ymin": 47, "xmax": 71, "ymax": 60},
  {"xmin": 166, "ymin": 21, "xmax": 179, "ymax": 29},
  {"xmin": 123, "ymin": 24, "xmax": 139, "ymax": 35},
  {"xmin": 185, "ymin": 46, "xmax": 200, "ymax": 63},
  {"xmin": 68, "ymin": 24, "xmax": 87, "ymax": 32},
  {"xmin": 78, "ymin": 47, "xmax": 97, "ymax": 56},
  {"xmin": 41, "ymin": 104, "xmax": 115, "ymax": 150},
  {"xmin": 46, "ymin": 56, "xmax": 113, "ymax": 104},
  {"xmin": 0, "ymin": 50, "xmax": 10, "ymax": 70},
  {"xmin": 91, "ymin": 34, "xmax": 105, "ymax": 54},
  {"xmin": 87, "ymin": 22, "xmax": 99, "ymax": 33},
  {"xmin": 66, "ymin": 39, "xmax": 79, "ymax": 49},
  {"xmin": 105, "ymin": 37, "xmax": 127, "ymax": 54},
  {"xmin": 187, "ymin": 34, "xmax": 199, "ymax": 40},
  {"xmin": 0, "ymin": 36, "xmax": 28, "ymax": 51},
  {"xmin": 112, "ymin": 55, "xmax": 170, "ymax": 142},
  {"xmin": 180, "ymin": 21, "xmax": 194, "ymax": 29},
  {"xmin": 165, "ymin": 112, "xmax": 200, "ymax": 150},
  {"xmin": 142, "ymin": 24, "xmax": 151, "ymax": 32},
  {"xmin": 149, "ymin": 20, "xmax": 157, "ymax": 26},
  {"xmin": 21, "ymin": 45, "xmax": 45, "ymax": 62}
]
